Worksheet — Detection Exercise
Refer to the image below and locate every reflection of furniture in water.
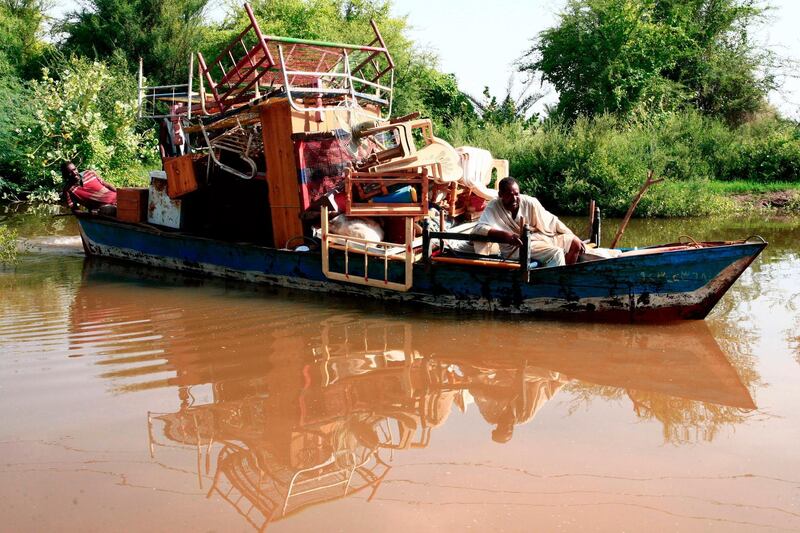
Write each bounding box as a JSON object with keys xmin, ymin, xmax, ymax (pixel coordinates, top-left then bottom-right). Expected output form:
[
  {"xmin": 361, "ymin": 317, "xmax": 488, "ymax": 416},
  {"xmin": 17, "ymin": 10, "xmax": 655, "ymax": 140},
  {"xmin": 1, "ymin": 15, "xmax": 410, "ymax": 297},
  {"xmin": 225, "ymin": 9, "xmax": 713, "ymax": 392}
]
[
  {"xmin": 208, "ymin": 440, "xmax": 389, "ymax": 530},
  {"xmin": 312, "ymin": 318, "xmax": 469, "ymax": 452},
  {"xmin": 148, "ymin": 401, "xmax": 393, "ymax": 530}
]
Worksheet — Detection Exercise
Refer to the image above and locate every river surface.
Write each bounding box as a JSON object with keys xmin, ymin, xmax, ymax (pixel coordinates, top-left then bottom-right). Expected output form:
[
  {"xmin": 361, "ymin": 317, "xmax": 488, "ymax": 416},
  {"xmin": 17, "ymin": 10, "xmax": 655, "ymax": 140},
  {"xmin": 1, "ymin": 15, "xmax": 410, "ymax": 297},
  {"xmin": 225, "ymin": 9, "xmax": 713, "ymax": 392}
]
[{"xmin": 1, "ymin": 206, "xmax": 799, "ymax": 532}]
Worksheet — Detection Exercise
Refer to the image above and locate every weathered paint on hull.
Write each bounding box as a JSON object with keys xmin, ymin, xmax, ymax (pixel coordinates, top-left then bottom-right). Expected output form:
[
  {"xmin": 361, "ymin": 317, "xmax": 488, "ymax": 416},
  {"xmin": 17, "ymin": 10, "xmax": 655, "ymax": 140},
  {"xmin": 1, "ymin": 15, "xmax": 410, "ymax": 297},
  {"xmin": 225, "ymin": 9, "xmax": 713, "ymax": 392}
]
[{"xmin": 76, "ymin": 216, "xmax": 766, "ymax": 321}]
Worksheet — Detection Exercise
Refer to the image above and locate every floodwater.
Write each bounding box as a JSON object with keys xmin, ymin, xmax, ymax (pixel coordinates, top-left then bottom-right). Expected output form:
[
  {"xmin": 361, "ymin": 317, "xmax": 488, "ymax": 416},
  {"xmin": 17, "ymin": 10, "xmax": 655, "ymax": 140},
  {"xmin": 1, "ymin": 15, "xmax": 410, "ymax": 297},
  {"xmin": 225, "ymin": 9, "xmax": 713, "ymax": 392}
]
[{"xmin": 1, "ymin": 205, "xmax": 799, "ymax": 532}]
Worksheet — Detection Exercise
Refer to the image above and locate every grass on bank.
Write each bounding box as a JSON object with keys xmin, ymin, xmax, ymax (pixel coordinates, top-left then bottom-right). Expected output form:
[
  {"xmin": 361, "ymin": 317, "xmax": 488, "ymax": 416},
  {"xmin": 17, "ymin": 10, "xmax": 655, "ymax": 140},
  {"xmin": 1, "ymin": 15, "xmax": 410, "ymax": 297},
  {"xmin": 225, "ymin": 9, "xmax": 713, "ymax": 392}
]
[{"xmin": 705, "ymin": 181, "xmax": 800, "ymax": 195}]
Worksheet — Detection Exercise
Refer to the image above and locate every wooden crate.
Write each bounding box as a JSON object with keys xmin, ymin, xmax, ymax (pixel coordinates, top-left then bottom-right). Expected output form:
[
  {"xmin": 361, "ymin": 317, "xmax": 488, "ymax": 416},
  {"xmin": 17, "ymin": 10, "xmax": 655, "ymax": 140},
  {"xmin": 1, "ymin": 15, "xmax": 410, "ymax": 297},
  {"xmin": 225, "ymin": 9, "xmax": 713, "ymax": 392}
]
[
  {"xmin": 116, "ymin": 187, "xmax": 148, "ymax": 223},
  {"xmin": 164, "ymin": 154, "xmax": 199, "ymax": 199}
]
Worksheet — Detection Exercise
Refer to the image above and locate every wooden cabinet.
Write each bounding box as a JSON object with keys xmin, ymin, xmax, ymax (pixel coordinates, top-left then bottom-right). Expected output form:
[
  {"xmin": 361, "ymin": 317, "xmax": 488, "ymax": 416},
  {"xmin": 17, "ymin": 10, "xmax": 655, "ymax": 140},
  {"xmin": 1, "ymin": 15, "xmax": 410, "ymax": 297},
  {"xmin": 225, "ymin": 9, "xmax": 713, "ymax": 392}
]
[{"xmin": 116, "ymin": 187, "xmax": 148, "ymax": 223}]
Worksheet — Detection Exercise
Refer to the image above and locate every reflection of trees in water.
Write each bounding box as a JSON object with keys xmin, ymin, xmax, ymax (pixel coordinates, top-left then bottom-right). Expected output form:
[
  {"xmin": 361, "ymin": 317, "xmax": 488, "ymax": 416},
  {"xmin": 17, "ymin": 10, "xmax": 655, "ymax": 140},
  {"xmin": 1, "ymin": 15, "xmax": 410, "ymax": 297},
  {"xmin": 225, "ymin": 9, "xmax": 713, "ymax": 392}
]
[
  {"xmin": 706, "ymin": 313, "xmax": 762, "ymax": 407},
  {"xmin": 0, "ymin": 256, "xmax": 82, "ymax": 335},
  {"xmin": 564, "ymin": 383, "xmax": 754, "ymax": 445},
  {"xmin": 788, "ymin": 293, "xmax": 800, "ymax": 366},
  {"xmin": 567, "ymin": 383, "xmax": 754, "ymax": 445},
  {"xmin": 627, "ymin": 391, "xmax": 752, "ymax": 444},
  {"xmin": 1, "ymin": 203, "xmax": 75, "ymax": 238}
]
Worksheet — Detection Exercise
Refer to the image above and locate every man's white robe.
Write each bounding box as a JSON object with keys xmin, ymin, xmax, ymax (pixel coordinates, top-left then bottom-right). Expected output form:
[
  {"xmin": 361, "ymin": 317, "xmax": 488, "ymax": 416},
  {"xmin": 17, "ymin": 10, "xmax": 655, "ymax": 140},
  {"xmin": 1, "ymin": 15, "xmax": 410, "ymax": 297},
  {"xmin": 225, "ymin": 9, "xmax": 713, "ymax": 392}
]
[{"xmin": 474, "ymin": 194, "xmax": 574, "ymax": 266}]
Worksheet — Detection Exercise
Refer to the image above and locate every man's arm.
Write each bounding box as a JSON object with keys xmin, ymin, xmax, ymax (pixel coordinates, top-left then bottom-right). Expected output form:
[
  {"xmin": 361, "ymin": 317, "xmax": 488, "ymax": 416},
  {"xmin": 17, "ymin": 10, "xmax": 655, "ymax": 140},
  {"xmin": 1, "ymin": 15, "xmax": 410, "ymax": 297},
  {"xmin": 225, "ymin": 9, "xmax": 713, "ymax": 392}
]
[
  {"xmin": 63, "ymin": 187, "xmax": 78, "ymax": 211},
  {"xmin": 97, "ymin": 175, "xmax": 116, "ymax": 192},
  {"xmin": 486, "ymin": 228, "xmax": 523, "ymax": 248},
  {"xmin": 474, "ymin": 204, "xmax": 523, "ymax": 248}
]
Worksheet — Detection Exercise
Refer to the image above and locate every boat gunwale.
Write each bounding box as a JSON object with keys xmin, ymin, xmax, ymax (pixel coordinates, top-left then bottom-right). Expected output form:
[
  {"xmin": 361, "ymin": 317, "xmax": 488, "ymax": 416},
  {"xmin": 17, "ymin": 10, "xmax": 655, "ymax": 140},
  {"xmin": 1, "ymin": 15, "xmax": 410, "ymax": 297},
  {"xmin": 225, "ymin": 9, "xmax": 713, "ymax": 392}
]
[{"xmin": 73, "ymin": 211, "xmax": 768, "ymax": 274}]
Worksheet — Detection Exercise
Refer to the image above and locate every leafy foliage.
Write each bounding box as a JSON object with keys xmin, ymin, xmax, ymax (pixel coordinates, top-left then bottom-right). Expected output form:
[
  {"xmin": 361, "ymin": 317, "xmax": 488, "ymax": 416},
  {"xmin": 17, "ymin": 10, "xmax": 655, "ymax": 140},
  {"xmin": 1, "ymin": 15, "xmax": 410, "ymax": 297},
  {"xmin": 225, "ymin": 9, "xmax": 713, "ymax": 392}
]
[
  {"xmin": 59, "ymin": 0, "xmax": 209, "ymax": 83},
  {"xmin": 0, "ymin": 74, "xmax": 35, "ymax": 197},
  {"xmin": 10, "ymin": 56, "xmax": 152, "ymax": 200},
  {"xmin": 522, "ymin": 0, "xmax": 775, "ymax": 125},
  {"xmin": 0, "ymin": 223, "xmax": 18, "ymax": 264},
  {"xmin": 467, "ymin": 77, "xmax": 544, "ymax": 128},
  {"xmin": 0, "ymin": 0, "xmax": 50, "ymax": 79},
  {"xmin": 450, "ymin": 110, "xmax": 798, "ymax": 217}
]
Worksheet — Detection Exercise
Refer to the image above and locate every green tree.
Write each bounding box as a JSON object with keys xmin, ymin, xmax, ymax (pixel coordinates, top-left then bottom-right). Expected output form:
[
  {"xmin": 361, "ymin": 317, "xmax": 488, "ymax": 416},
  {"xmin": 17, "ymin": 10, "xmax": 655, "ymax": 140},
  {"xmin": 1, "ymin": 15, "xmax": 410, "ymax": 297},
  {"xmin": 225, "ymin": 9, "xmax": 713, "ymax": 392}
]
[
  {"xmin": 59, "ymin": 0, "xmax": 208, "ymax": 83},
  {"xmin": 468, "ymin": 76, "xmax": 544, "ymax": 128},
  {"xmin": 0, "ymin": 0, "xmax": 49, "ymax": 194},
  {"xmin": 522, "ymin": 0, "xmax": 775, "ymax": 124},
  {"xmin": 395, "ymin": 64, "xmax": 477, "ymax": 128},
  {"xmin": 0, "ymin": 0, "xmax": 50, "ymax": 79}
]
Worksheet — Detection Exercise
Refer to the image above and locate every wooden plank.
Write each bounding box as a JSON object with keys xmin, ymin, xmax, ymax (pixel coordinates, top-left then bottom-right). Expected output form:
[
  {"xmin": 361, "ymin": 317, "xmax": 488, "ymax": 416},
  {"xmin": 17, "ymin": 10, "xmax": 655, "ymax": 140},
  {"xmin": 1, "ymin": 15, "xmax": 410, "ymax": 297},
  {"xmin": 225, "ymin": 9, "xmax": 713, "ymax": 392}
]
[
  {"xmin": 348, "ymin": 205, "xmax": 426, "ymax": 215},
  {"xmin": 430, "ymin": 256, "xmax": 521, "ymax": 270},
  {"xmin": 260, "ymin": 99, "xmax": 303, "ymax": 247}
]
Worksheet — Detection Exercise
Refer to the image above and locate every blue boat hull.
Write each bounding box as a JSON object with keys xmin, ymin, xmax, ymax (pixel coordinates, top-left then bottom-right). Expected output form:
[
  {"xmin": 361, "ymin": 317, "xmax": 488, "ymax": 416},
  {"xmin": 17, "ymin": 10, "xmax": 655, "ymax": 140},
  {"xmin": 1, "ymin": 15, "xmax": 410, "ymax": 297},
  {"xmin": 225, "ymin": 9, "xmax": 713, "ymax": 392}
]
[{"xmin": 76, "ymin": 215, "xmax": 766, "ymax": 321}]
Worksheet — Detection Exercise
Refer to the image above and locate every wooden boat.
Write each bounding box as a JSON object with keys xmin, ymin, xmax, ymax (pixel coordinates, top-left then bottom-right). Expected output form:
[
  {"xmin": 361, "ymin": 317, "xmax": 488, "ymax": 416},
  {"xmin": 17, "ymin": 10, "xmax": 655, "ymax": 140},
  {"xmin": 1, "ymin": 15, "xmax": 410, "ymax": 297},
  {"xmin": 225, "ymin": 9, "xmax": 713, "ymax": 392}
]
[
  {"xmin": 74, "ymin": 3, "xmax": 766, "ymax": 322},
  {"xmin": 76, "ymin": 212, "xmax": 766, "ymax": 321}
]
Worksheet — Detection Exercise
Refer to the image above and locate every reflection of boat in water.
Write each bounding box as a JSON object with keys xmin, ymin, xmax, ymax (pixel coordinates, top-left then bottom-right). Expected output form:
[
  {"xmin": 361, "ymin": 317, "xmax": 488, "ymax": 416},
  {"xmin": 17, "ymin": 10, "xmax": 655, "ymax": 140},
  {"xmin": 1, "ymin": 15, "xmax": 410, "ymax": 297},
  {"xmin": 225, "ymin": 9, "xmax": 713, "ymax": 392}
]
[
  {"xmin": 145, "ymin": 319, "xmax": 756, "ymax": 529},
  {"xmin": 70, "ymin": 260, "xmax": 756, "ymax": 529}
]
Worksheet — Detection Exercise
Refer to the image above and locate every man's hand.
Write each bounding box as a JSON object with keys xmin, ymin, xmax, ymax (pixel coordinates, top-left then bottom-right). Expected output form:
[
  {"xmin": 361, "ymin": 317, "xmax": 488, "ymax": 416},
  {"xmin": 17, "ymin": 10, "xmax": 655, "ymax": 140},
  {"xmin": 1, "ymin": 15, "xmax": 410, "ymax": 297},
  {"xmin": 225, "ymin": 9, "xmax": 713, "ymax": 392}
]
[
  {"xmin": 507, "ymin": 232, "xmax": 523, "ymax": 248},
  {"xmin": 565, "ymin": 234, "xmax": 586, "ymax": 265},
  {"xmin": 573, "ymin": 234, "xmax": 586, "ymax": 253},
  {"xmin": 488, "ymin": 229, "xmax": 522, "ymax": 248}
]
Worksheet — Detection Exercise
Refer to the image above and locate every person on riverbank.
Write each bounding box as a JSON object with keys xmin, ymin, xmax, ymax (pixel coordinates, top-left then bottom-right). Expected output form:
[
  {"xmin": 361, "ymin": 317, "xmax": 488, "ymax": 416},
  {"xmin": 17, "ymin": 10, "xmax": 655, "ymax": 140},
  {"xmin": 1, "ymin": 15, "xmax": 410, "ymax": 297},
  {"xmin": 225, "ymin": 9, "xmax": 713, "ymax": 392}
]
[
  {"xmin": 61, "ymin": 161, "xmax": 117, "ymax": 215},
  {"xmin": 473, "ymin": 177, "xmax": 585, "ymax": 267}
]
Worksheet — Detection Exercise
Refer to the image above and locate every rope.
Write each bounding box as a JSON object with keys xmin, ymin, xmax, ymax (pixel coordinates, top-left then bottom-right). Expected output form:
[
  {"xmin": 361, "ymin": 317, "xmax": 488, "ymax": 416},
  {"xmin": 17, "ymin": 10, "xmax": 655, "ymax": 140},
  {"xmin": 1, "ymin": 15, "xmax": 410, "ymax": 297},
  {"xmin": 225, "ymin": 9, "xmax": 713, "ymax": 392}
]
[{"xmin": 678, "ymin": 235, "xmax": 701, "ymax": 247}]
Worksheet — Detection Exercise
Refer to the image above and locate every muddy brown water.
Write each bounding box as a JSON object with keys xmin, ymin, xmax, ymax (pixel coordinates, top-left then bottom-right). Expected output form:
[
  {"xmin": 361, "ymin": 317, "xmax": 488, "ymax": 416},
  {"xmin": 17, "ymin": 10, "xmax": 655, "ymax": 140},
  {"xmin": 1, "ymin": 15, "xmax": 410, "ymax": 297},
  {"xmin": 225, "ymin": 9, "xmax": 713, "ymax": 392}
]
[{"xmin": 1, "ymin": 206, "xmax": 799, "ymax": 532}]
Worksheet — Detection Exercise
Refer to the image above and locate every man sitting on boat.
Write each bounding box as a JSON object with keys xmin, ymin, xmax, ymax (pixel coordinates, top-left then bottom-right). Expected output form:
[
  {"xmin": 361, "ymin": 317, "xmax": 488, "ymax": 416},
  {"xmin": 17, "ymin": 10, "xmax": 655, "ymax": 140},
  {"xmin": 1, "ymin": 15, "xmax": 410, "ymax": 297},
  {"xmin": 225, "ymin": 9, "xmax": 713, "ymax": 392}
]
[
  {"xmin": 61, "ymin": 161, "xmax": 117, "ymax": 215},
  {"xmin": 473, "ymin": 177, "xmax": 585, "ymax": 267}
]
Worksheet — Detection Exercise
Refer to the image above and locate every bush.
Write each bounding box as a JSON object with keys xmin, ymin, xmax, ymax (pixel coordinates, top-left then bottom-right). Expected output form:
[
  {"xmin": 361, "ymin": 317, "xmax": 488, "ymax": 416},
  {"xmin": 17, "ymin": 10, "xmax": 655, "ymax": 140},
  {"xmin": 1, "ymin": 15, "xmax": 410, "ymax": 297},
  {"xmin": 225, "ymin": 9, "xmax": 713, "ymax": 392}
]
[
  {"xmin": 0, "ymin": 74, "xmax": 35, "ymax": 198},
  {"xmin": 441, "ymin": 110, "xmax": 792, "ymax": 217},
  {"xmin": 723, "ymin": 121, "xmax": 800, "ymax": 183},
  {"xmin": 9, "ymin": 56, "xmax": 154, "ymax": 201}
]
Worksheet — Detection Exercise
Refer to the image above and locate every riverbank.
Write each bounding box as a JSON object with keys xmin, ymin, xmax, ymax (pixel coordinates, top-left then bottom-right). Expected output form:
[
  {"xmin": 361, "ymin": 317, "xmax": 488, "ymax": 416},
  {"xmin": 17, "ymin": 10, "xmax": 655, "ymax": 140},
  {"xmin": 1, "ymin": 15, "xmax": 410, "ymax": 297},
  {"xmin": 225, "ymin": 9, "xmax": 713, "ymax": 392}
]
[{"xmin": 718, "ymin": 182, "xmax": 800, "ymax": 212}]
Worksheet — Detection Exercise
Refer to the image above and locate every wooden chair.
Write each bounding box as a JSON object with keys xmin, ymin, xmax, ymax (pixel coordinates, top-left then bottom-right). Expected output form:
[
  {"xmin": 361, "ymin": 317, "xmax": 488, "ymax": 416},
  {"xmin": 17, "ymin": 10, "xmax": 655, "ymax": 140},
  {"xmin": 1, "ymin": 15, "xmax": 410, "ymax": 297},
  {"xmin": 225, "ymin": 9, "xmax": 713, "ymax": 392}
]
[{"xmin": 356, "ymin": 118, "xmax": 435, "ymax": 165}]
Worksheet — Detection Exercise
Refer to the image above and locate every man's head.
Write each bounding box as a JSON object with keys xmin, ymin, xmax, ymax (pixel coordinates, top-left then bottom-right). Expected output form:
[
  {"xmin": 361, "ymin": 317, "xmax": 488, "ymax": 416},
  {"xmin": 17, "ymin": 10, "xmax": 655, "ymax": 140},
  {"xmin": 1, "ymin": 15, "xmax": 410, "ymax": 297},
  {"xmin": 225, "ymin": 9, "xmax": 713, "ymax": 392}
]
[
  {"xmin": 61, "ymin": 161, "xmax": 80, "ymax": 184},
  {"xmin": 498, "ymin": 177, "xmax": 520, "ymax": 212},
  {"xmin": 491, "ymin": 421, "xmax": 514, "ymax": 444}
]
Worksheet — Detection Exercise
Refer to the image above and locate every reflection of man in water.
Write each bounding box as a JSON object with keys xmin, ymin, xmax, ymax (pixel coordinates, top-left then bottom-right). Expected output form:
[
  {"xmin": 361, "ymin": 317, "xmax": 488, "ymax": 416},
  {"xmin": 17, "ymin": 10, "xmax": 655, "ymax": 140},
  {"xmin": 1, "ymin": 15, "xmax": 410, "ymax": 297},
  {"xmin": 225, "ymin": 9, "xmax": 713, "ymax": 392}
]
[{"xmin": 470, "ymin": 365, "xmax": 565, "ymax": 443}]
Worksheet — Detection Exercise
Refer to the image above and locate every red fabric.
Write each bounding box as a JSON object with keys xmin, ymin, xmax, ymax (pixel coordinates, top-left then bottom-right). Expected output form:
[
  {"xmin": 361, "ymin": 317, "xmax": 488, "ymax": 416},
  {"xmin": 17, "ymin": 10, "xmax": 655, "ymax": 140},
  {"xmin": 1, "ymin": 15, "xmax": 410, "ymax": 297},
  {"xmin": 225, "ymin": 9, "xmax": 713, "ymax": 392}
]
[
  {"xmin": 65, "ymin": 170, "xmax": 117, "ymax": 210},
  {"xmin": 295, "ymin": 135, "xmax": 354, "ymax": 210}
]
